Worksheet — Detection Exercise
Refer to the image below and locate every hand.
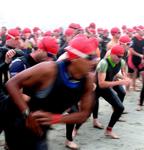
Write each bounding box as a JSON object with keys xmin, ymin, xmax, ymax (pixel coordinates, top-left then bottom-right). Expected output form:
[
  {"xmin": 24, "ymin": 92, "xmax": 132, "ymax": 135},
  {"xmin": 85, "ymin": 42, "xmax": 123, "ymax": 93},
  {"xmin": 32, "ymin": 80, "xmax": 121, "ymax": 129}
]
[
  {"xmin": 5, "ymin": 49, "xmax": 16, "ymax": 64},
  {"xmin": 121, "ymin": 78, "xmax": 131, "ymax": 87},
  {"xmin": 139, "ymin": 54, "xmax": 143, "ymax": 59},
  {"xmin": 31, "ymin": 111, "xmax": 54, "ymax": 125},
  {"xmin": 141, "ymin": 58, "xmax": 144, "ymax": 64},
  {"xmin": 25, "ymin": 113, "xmax": 43, "ymax": 137}
]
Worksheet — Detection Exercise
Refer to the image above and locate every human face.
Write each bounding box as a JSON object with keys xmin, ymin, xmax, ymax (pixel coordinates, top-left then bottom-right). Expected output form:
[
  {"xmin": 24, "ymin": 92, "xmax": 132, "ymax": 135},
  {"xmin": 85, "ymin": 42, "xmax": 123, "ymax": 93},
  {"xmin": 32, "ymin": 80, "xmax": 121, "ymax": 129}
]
[
  {"xmin": 111, "ymin": 54, "xmax": 123, "ymax": 64},
  {"xmin": 73, "ymin": 54, "xmax": 96, "ymax": 76},
  {"xmin": 84, "ymin": 54, "xmax": 96, "ymax": 61},
  {"xmin": 24, "ymin": 33, "xmax": 31, "ymax": 39},
  {"xmin": 66, "ymin": 46, "xmax": 96, "ymax": 75},
  {"xmin": 35, "ymin": 50, "xmax": 54, "ymax": 62},
  {"xmin": 120, "ymin": 42, "xmax": 131, "ymax": 47},
  {"xmin": 120, "ymin": 42, "xmax": 131, "ymax": 50},
  {"xmin": 115, "ymin": 32, "xmax": 121, "ymax": 39}
]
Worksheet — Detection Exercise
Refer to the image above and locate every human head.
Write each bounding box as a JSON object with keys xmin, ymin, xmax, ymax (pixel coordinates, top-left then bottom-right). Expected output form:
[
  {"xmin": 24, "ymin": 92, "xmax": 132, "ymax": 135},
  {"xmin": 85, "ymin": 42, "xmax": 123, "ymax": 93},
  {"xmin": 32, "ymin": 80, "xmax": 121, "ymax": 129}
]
[
  {"xmin": 111, "ymin": 27, "xmax": 121, "ymax": 35},
  {"xmin": 135, "ymin": 25, "xmax": 144, "ymax": 37},
  {"xmin": 64, "ymin": 28, "xmax": 75, "ymax": 41},
  {"xmin": 119, "ymin": 35, "xmax": 131, "ymax": 49},
  {"xmin": 65, "ymin": 28, "xmax": 75, "ymax": 37},
  {"xmin": 126, "ymin": 28, "xmax": 134, "ymax": 38},
  {"xmin": 33, "ymin": 27, "xmax": 40, "ymax": 33},
  {"xmin": 32, "ymin": 36, "xmax": 59, "ymax": 62},
  {"xmin": 97, "ymin": 28, "xmax": 103, "ymax": 36},
  {"xmin": 32, "ymin": 27, "xmax": 42, "ymax": 38},
  {"xmin": 22, "ymin": 28, "xmax": 32, "ymax": 39},
  {"xmin": 89, "ymin": 22, "xmax": 96, "ymax": 29},
  {"xmin": 110, "ymin": 27, "xmax": 121, "ymax": 39},
  {"xmin": 121, "ymin": 25, "xmax": 127, "ymax": 34},
  {"xmin": 65, "ymin": 36, "xmax": 98, "ymax": 60},
  {"xmin": 44, "ymin": 31, "xmax": 52, "ymax": 37},
  {"xmin": 86, "ymin": 28, "xmax": 96, "ymax": 37},
  {"xmin": 0, "ymin": 26, "xmax": 7, "ymax": 34},
  {"xmin": 6, "ymin": 28, "xmax": 20, "ymax": 40},
  {"xmin": 6, "ymin": 28, "xmax": 22, "ymax": 49},
  {"xmin": 110, "ymin": 45, "xmax": 125, "ymax": 64},
  {"xmin": 68, "ymin": 23, "xmax": 83, "ymax": 36},
  {"xmin": 103, "ymin": 29, "xmax": 109, "ymax": 37},
  {"xmin": 53, "ymin": 28, "xmax": 61, "ymax": 38},
  {"xmin": 65, "ymin": 36, "xmax": 99, "ymax": 76}
]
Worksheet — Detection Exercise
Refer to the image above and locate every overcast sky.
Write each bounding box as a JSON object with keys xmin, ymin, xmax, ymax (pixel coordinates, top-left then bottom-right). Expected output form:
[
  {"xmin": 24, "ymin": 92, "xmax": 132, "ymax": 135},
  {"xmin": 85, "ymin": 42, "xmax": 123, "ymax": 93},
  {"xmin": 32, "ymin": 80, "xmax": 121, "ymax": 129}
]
[{"xmin": 0, "ymin": 0, "xmax": 143, "ymax": 30}]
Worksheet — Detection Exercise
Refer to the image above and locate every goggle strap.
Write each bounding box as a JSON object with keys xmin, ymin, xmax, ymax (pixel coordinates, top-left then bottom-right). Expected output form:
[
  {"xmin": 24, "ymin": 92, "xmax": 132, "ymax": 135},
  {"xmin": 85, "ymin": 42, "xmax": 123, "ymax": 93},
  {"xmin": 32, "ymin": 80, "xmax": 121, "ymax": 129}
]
[
  {"xmin": 7, "ymin": 33, "xmax": 16, "ymax": 40},
  {"xmin": 66, "ymin": 46, "xmax": 88, "ymax": 58}
]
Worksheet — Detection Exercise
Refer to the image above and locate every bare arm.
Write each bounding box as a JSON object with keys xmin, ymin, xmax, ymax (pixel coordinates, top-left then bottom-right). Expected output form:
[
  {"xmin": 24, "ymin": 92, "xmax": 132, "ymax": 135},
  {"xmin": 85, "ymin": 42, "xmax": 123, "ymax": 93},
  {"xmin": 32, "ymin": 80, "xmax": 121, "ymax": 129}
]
[
  {"xmin": 32, "ymin": 74, "xmax": 95, "ymax": 125},
  {"xmin": 98, "ymin": 72, "xmax": 130, "ymax": 88},
  {"xmin": 6, "ymin": 61, "xmax": 57, "ymax": 136},
  {"xmin": 130, "ymin": 47, "xmax": 143, "ymax": 58},
  {"xmin": 0, "ymin": 49, "xmax": 16, "ymax": 71},
  {"xmin": 6, "ymin": 61, "xmax": 56, "ymax": 113},
  {"xmin": 115, "ymin": 66, "xmax": 128, "ymax": 80}
]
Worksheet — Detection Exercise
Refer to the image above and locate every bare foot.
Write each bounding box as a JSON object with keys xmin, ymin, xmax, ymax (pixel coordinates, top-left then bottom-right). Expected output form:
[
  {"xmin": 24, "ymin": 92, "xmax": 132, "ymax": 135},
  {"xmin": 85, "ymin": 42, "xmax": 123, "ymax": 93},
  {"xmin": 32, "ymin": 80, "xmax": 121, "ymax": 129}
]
[
  {"xmin": 93, "ymin": 119, "xmax": 104, "ymax": 129},
  {"xmin": 65, "ymin": 140, "xmax": 79, "ymax": 150},
  {"xmin": 118, "ymin": 116, "xmax": 126, "ymax": 122},
  {"xmin": 105, "ymin": 129, "xmax": 120, "ymax": 139},
  {"xmin": 136, "ymin": 105, "xmax": 142, "ymax": 111}
]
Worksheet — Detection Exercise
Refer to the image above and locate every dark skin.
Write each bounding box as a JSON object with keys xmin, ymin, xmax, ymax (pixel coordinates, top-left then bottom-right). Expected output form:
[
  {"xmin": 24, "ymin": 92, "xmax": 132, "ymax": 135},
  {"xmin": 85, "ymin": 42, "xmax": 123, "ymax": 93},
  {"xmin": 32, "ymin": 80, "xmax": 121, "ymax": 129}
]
[{"xmin": 6, "ymin": 58, "xmax": 95, "ymax": 136}]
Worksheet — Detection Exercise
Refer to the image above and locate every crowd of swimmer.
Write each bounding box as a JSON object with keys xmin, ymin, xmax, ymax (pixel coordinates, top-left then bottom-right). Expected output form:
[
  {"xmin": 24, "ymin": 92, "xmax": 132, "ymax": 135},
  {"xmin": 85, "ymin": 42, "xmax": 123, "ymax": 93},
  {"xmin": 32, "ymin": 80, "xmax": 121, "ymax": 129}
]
[{"xmin": 0, "ymin": 22, "xmax": 144, "ymax": 150}]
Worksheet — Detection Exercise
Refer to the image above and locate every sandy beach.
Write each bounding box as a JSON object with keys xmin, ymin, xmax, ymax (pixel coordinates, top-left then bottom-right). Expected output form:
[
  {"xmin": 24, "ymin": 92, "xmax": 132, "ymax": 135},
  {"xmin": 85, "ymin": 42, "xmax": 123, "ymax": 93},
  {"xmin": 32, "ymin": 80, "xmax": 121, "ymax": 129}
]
[
  {"xmin": 48, "ymin": 90, "xmax": 144, "ymax": 150},
  {"xmin": 0, "ymin": 90, "xmax": 144, "ymax": 150}
]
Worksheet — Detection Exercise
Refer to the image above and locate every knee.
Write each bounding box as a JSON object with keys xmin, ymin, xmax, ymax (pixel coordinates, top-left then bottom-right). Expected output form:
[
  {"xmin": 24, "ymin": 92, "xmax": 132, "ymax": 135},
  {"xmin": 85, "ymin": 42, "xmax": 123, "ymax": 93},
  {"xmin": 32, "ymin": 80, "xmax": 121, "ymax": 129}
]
[
  {"xmin": 122, "ymin": 90, "xmax": 126, "ymax": 97},
  {"xmin": 115, "ymin": 104, "xmax": 124, "ymax": 113},
  {"xmin": 120, "ymin": 89, "xmax": 126, "ymax": 98}
]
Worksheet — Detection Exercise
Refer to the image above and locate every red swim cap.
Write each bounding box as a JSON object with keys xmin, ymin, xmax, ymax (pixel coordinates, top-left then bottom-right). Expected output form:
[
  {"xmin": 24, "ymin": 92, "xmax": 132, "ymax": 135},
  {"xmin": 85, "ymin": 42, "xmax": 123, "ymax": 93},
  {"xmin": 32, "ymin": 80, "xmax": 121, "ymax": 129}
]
[
  {"xmin": 6, "ymin": 28, "xmax": 20, "ymax": 40},
  {"xmin": 22, "ymin": 28, "xmax": 31, "ymax": 34},
  {"xmin": 33, "ymin": 27, "xmax": 40, "ymax": 33},
  {"xmin": 89, "ymin": 22, "xmax": 96, "ymax": 29},
  {"xmin": 65, "ymin": 36, "xmax": 98, "ymax": 59},
  {"xmin": 111, "ymin": 45, "xmax": 125, "ymax": 55},
  {"xmin": 69, "ymin": 23, "xmax": 82, "ymax": 30},
  {"xmin": 38, "ymin": 37, "xmax": 59, "ymax": 55},
  {"xmin": 111, "ymin": 27, "xmax": 120, "ymax": 35},
  {"xmin": 64, "ymin": 28, "xmax": 75, "ymax": 36},
  {"xmin": 44, "ymin": 31, "xmax": 52, "ymax": 37},
  {"xmin": 119, "ymin": 35, "xmax": 131, "ymax": 44}
]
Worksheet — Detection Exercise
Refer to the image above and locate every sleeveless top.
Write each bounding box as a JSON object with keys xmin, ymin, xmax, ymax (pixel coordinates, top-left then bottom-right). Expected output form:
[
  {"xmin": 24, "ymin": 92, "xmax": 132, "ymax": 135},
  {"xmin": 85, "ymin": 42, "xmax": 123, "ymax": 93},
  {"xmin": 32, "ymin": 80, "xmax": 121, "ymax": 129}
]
[
  {"xmin": 26, "ymin": 60, "xmax": 86, "ymax": 114},
  {"xmin": 96, "ymin": 58, "xmax": 121, "ymax": 88}
]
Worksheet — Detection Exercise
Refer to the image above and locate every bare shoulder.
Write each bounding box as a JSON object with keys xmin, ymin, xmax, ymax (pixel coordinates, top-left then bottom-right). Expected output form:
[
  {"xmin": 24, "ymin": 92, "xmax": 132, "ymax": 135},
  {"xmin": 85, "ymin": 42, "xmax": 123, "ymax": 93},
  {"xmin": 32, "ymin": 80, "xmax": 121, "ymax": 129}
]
[
  {"xmin": 33, "ymin": 61, "xmax": 58, "ymax": 76},
  {"xmin": 28, "ymin": 61, "xmax": 56, "ymax": 72},
  {"xmin": 38, "ymin": 61, "xmax": 57, "ymax": 70}
]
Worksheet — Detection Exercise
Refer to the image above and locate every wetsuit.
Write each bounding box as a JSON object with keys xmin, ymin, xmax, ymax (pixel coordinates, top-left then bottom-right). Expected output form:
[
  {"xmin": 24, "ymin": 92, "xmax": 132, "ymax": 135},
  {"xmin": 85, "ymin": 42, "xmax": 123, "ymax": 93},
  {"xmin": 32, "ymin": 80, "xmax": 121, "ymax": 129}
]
[
  {"xmin": 66, "ymin": 104, "xmax": 82, "ymax": 141},
  {"xmin": 93, "ymin": 57, "xmax": 125, "ymax": 128},
  {"xmin": 128, "ymin": 36, "xmax": 144, "ymax": 73},
  {"xmin": 129, "ymin": 37, "xmax": 144, "ymax": 106}
]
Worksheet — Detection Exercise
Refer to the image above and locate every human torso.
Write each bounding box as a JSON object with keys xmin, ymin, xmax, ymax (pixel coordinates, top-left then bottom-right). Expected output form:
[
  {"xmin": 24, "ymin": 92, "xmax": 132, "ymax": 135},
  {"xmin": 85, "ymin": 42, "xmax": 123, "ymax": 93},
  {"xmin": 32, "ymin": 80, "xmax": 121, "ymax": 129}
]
[{"xmin": 26, "ymin": 60, "xmax": 86, "ymax": 114}]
